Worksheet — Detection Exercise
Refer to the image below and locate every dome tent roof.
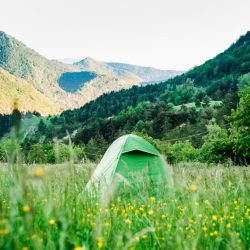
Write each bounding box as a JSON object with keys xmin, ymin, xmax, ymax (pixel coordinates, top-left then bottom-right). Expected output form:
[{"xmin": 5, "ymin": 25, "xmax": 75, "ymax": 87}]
[{"xmin": 86, "ymin": 134, "xmax": 167, "ymax": 192}]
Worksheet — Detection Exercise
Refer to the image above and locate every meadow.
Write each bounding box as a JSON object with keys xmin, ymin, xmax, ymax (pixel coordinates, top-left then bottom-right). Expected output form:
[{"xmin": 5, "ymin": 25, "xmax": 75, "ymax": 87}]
[{"xmin": 0, "ymin": 162, "xmax": 249, "ymax": 250}]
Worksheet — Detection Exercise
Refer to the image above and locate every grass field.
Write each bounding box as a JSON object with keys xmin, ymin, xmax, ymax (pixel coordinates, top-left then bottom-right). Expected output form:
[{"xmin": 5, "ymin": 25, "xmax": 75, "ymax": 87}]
[{"xmin": 0, "ymin": 162, "xmax": 249, "ymax": 250}]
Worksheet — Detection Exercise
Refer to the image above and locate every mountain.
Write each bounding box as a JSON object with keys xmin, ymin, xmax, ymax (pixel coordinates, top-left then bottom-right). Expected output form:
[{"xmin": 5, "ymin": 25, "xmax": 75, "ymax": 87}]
[
  {"xmin": 0, "ymin": 33, "xmax": 147, "ymax": 114},
  {"xmin": 107, "ymin": 62, "xmax": 183, "ymax": 83},
  {"xmin": 75, "ymin": 57, "xmax": 183, "ymax": 83},
  {"xmin": 0, "ymin": 31, "xmax": 84, "ymax": 112},
  {"xmin": 0, "ymin": 68, "xmax": 59, "ymax": 115},
  {"xmin": 25, "ymin": 31, "xmax": 249, "ymax": 149},
  {"xmin": 0, "ymin": 31, "xmax": 184, "ymax": 115}
]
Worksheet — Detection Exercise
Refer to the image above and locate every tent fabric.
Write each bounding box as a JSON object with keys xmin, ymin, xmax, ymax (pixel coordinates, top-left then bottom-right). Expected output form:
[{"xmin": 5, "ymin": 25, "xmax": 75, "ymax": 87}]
[{"xmin": 86, "ymin": 134, "xmax": 167, "ymax": 191}]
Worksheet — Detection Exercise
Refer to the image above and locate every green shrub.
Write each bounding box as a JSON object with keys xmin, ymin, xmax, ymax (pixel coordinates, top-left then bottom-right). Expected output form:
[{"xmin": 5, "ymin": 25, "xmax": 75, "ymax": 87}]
[
  {"xmin": 199, "ymin": 123, "xmax": 233, "ymax": 163},
  {"xmin": 165, "ymin": 141, "xmax": 199, "ymax": 164}
]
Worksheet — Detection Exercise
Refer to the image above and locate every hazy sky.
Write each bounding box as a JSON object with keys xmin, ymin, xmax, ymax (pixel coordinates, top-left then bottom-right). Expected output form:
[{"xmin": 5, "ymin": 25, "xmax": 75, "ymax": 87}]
[{"xmin": 1, "ymin": 0, "xmax": 249, "ymax": 70}]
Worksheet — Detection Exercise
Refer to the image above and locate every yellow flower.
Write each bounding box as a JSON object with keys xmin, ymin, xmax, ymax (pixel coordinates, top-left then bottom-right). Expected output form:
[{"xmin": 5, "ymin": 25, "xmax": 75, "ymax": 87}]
[
  {"xmin": 189, "ymin": 184, "xmax": 197, "ymax": 193},
  {"xmin": 189, "ymin": 219, "xmax": 194, "ymax": 224},
  {"xmin": 74, "ymin": 247, "xmax": 83, "ymax": 250},
  {"xmin": 212, "ymin": 215, "xmax": 217, "ymax": 221},
  {"xmin": 149, "ymin": 196, "xmax": 155, "ymax": 202},
  {"xmin": 142, "ymin": 234, "xmax": 147, "ymax": 240},
  {"xmin": 161, "ymin": 214, "xmax": 167, "ymax": 219},
  {"xmin": 33, "ymin": 167, "xmax": 45, "ymax": 177},
  {"xmin": 91, "ymin": 222, "xmax": 97, "ymax": 227},
  {"xmin": 213, "ymin": 230, "xmax": 218, "ymax": 236},
  {"xmin": 97, "ymin": 237, "xmax": 104, "ymax": 248},
  {"xmin": 204, "ymin": 200, "xmax": 209, "ymax": 204},
  {"xmin": 0, "ymin": 229, "xmax": 9, "ymax": 235},
  {"xmin": 22, "ymin": 205, "xmax": 30, "ymax": 213},
  {"xmin": 104, "ymin": 222, "xmax": 110, "ymax": 227},
  {"xmin": 125, "ymin": 219, "xmax": 131, "ymax": 225},
  {"xmin": 148, "ymin": 210, "xmax": 154, "ymax": 215},
  {"xmin": 135, "ymin": 236, "xmax": 140, "ymax": 242},
  {"xmin": 22, "ymin": 247, "xmax": 29, "ymax": 250},
  {"xmin": 226, "ymin": 223, "xmax": 231, "ymax": 229},
  {"xmin": 49, "ymin": 219, "xmax": 56, "ymax": 225},
  {"xmin": 31, "ymin": 234, "xmax": 36, "ymax": 240}
]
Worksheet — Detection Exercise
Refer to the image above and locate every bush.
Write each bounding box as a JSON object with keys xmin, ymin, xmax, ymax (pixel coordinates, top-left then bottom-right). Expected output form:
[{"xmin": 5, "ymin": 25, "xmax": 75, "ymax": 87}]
[
  {"xmin": 0, "ymin": 138, "xmax": 23, "ymax": 163},
  {"xmin": 199, "ymin": 123, "xmax": 233, "ymax": 163},
  {"xmin": 165, "ymin": 141, "xmax": 199, "ymax": 164},
  {"xmin": 27, "ymin": 143, "xmax": 86, "ymax": 164}
]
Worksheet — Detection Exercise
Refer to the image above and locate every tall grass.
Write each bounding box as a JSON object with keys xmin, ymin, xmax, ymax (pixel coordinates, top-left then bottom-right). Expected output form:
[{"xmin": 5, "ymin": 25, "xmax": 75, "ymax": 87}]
[{"xmin": 0, "ymin": 162, "xmax": 249, "ymax": 249}]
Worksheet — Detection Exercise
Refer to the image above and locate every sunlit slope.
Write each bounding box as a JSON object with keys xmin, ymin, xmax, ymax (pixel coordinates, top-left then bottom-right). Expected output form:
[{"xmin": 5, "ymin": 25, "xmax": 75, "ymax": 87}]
[{"xmin": 0, "ymin": 68, "xmax": 59, "ymax": 115}]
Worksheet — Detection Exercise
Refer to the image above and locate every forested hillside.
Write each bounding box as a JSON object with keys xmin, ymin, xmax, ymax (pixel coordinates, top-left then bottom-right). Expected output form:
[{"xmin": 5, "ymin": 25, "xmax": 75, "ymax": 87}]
[{"xmin": 1, "ymin": 31, "xmax": 249, "ymax": 164}]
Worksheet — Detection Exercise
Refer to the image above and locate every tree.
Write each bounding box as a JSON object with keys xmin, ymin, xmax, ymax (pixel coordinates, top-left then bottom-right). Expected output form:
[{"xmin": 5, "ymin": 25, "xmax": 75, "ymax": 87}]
[
  {"xmin": 27, "ymin": 144, "xmax": 46, "ymax": 163},
  {"xmin": 230, "ymin": 86, "xmax": 250, "ymax": 163},
  {"xmin": 38, "ymin": 120, "xmax": 47, "ymax": 133},
  {"xmin": 202, "ymin": 96, "xmax": 210, "ymax": 107},
  {"xmin": 200, "ymin": 122, "xmax": 233, "ymax": 163}
]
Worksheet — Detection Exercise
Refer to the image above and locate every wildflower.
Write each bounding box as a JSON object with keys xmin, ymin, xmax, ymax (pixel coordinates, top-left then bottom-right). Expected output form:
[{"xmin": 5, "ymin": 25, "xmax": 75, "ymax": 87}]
[
  {"xmin": 74, "ymin": 247, "xmax": 83, "ymax": 250},
  {"xmin": 0, "ymin": 229, "xmax": 9, "ymax": 235},
  {"xmin": 33, "ymin": 167, "xmax": 45, "ymax": 177},
  {"xmin": 91, "ymin": 222, "xmax": 97, "ymax": 227},
  {"xmin": 49, "ymin": 219, "xmax": 56, "ymax": 225},
  {"xmin": 189, "ymin": 184, "xmax": 197, "ymax": 193},
  {"xmin": 148, "ymin": 209, "xmax": 154, "ymax": 215},
  {"xmin": 226, "ymin": 223, "xmax": 231, "ymax": 229},
  {"xmin": 135, "ymin": 236, "xmax": 140, "ymax": 242},
  {"xmin": 22, "ymin": 247, "xmax": 29, "ymax": 250},
  {"xmin": 189, "ymin": 219, "xmax": 194, "ymax": 224},
  {"xmin": 142, "ymin": 234, "xmax": 147, "ymax": 240},
  {"xmin": 104, "ymin": 222, "xmax": 110, "ymax": 227},
  {"xmin": 97, "ymin": 237, "xmax": 104, "ymax": 248},
  {"xmin": 125, "ymin": 219, "xmax": 131, "ymax": 225},
  {"xmin": 149, "ymin": 196, "xmax": 155, "ymax": 202},
  {"xmin": 212, "ymin": 215, "xmax": 217, "ymax": 221},
  {"xmin": 121, "ymin": 209, "xmax": 126, "ymax": 215},
  {"xmin": 31, "ymin": 234, "xmax": 36, "ymax": 240},
  {"xmin": 22, "ymin": 205, "xmax": 30, "ymax": 213},
  {"xmin": 204, "ymin": 200, "xmax": 209, "ymax": 204},
  {"xmin": 161, "ymin": 214, "xmax": 167, "ymax": 219}
]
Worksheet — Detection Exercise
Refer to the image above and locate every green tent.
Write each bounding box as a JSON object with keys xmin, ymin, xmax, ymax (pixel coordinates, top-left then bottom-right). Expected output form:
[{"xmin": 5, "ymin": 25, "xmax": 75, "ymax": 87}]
[{"xmin": 86, "ymin": 134, "xmax": 167, "ymax": 191}]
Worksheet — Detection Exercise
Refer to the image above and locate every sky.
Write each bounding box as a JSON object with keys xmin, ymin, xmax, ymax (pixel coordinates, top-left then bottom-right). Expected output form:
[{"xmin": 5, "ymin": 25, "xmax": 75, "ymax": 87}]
[{"xmin": 1, "ymin": 0, "xmax": 250, "ymax": 70}]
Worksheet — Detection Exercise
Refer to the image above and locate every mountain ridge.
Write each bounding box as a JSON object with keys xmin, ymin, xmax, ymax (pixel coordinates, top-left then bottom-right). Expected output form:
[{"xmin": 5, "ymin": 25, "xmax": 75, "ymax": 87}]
[
  {"xmin": 0, "ymin": 31, "xmax": 182, "ymax": 115},
  {"xmin": 75, "ymin": 57, "xmax": 184, "ymax": 82}
]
